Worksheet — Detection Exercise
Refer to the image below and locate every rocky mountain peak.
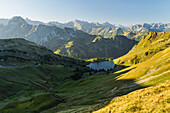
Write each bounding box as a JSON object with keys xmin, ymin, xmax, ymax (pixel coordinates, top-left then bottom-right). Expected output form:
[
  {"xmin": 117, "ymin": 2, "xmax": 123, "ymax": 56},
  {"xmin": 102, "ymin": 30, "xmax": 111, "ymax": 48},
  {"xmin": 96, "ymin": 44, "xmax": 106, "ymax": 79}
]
[
  {"xmin": 102, "ymin": 22, "xmax": 115, "ymax": 28},
  {"xmin": 93, "ymin": 22, "xmax": 100, "ymax": 26},
  {"xmin": 8, "ymin": 16, "xmax": 28, "ymax": 26}
]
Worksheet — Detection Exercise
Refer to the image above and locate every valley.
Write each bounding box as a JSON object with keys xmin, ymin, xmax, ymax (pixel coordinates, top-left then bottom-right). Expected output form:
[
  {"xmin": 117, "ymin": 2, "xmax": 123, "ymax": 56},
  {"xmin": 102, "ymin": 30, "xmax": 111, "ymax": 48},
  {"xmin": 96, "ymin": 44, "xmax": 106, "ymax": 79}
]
[{"xmin": 0, "ymin": 30, "xmax": 169, "ymax": 112}]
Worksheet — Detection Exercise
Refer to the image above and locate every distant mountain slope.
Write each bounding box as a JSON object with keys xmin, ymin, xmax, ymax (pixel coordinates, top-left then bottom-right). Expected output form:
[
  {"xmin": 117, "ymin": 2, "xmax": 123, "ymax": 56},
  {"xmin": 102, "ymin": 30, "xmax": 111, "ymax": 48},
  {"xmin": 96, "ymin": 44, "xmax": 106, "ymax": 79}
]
[
  {"xmin": 0, "ymin": 18, "xmax": 9, "ymax": 25},
  {"xmin": 55, "ymin": 35, "xmax": 137, "ymax": 59},
  {"xmin": 128, "ymin": 23, "xmax": 170, "ymax": 32},
  {"xmin": 47, "ymin": 19, "xmax": 169, "ymax": 41},
  {"xmin": 46, "ymin": 19, "xmax": 117, "ymax": 33},
  {"xmin": 0, "ymin": 17, "xmax": 45, "ymax": 25},
  {"xmin": 1, "ymin": 16, "xmax": 169, "ymax": 42},
  {"xmin": 25, "ymin": 18, "xmax": 45, "ymax": 25},
  {"xmin": 90, "ymin": 27, "xmax": 124, "ymax": 38}
]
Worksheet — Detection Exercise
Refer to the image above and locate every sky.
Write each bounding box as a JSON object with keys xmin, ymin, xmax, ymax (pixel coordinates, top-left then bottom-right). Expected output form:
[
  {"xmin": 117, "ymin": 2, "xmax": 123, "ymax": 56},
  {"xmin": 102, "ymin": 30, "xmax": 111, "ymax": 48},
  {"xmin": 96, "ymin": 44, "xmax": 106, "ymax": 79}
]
[{"xmin": 0, "ymin": 0, "xmax": 169, "ymax": 26}]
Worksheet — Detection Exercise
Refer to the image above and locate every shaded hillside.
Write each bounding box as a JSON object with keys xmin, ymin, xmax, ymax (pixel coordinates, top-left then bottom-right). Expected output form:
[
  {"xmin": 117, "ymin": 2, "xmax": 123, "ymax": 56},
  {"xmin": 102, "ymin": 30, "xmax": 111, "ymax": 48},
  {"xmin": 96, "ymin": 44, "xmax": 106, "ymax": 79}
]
[
  {"xmin": 0, "ymin": 38, "xmax": 84, "ymax": 67},
  {"xmin": 55, "ymin": 35, "xmax": 137, "ymax": 59},
  {"xmin": 0, "ymin": 38, "xmax": 90, "ymax": 112}
]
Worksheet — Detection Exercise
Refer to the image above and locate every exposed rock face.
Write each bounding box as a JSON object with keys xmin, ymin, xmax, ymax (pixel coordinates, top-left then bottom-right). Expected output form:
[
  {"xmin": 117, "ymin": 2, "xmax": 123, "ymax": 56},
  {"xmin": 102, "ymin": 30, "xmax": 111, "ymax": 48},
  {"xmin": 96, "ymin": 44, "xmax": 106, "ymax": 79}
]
[
  {"xmin": 46, "ymin": 19, "xmax": 117, "ymax": 33},
  {"xmin": 116, "ymin": 27, "xmax": 124, "ymax": 35},
  {"xmin": 8, "ymin": 16, "xmax": 28, "ymax": 26},
  {"xmin": 25, "ymin": 18, "xmax": 44, "ymax": 25},
  {"xmin": 0, "ymin": 17, "xmax": 97, "ymax": 51}
]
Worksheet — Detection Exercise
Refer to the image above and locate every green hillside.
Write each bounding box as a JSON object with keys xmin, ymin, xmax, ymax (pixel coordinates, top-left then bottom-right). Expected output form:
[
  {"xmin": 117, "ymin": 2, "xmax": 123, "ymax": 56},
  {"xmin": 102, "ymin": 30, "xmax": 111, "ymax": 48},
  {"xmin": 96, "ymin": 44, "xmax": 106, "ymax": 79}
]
[
  {"xmin": 0, "ymin": 38, "xmax": 85, "ymax": 67},
  {"xmin": 94, "ymin": 80, "xmax": 170, "ymax": 113},
  {"xmin": 115, "ymin": 31, "xmax": 170, "ymax": 66},
  {"xmin": 93, "ymin": 31, "xmax": 170, "ymax": 113}
]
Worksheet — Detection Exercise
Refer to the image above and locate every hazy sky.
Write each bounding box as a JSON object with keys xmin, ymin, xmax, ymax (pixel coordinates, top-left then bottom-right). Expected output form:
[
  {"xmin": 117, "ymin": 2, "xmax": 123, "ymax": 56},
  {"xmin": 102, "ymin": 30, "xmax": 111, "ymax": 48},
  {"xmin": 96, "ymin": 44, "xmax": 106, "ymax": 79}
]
[{"xmin": 0, "ymin": 0, "xmax": 169, "ymax": 25}]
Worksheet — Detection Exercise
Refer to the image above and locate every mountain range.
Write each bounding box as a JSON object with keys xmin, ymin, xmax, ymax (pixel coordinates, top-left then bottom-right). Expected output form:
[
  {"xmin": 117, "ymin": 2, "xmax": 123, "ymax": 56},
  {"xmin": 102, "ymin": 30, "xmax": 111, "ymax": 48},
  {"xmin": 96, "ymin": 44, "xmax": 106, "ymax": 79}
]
[
  {"xmin": 0, "ymin": 16, "xmax": 169, "ymax": 40},
  {"xmin": 0, "ymin": 16, "xmax": 137, "ymax": 59},
  {"xmin": 1, "ymin": 17, "xmax": 169, "ymax": 32}
]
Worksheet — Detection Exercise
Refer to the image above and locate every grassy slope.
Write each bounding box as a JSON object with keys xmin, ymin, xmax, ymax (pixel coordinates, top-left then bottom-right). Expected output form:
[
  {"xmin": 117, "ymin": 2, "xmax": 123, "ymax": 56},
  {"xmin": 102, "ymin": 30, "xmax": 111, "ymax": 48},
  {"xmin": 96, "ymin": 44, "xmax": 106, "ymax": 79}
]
[
  {"xmin": 93, "ymin": 32, "xmax": 170, "ymax": 112},
  {"xmin": 0, "ymin": 65, "xmax": 75, "ymax": 111},
  {"xmin": 117, "ymin": 47, "xmax": 170, "ymax": 86},
  {"xmin": 115, "ymin": 31, "xmax": 170, "ymax": 66},
  {"xmin": 0, "ymin": 38, "xmax": 85, "ymax": 68},
  {"xmin": 94, "ymin": 80, "xmax": 170, "ymax": 113}
]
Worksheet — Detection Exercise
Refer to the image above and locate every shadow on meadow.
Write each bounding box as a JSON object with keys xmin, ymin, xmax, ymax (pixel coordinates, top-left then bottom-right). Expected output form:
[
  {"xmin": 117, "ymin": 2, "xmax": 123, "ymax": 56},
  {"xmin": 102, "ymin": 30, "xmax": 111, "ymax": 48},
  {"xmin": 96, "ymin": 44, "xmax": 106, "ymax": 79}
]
[{"xmin": 0, "ymin": 64, "xmax": 147, "ymax": 113}]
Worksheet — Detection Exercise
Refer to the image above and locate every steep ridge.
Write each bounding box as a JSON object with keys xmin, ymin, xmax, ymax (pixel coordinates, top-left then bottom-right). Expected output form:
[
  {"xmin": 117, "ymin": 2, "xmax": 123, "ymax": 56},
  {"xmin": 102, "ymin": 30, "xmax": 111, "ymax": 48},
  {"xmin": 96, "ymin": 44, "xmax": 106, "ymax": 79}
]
[{"xmin": 115, "ymin": 31, "xmax": 170, "ymax": 66}]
